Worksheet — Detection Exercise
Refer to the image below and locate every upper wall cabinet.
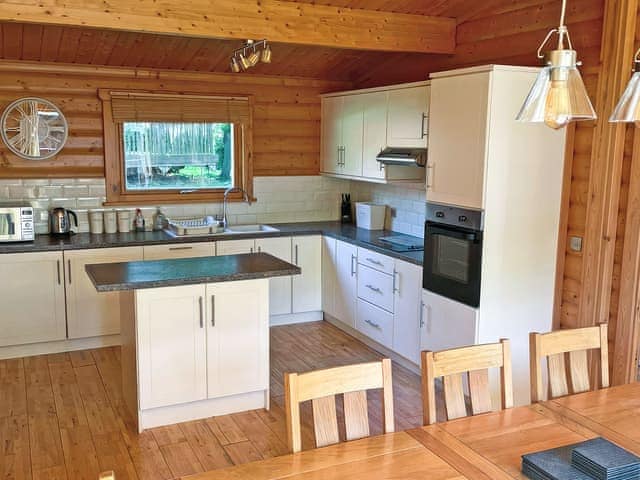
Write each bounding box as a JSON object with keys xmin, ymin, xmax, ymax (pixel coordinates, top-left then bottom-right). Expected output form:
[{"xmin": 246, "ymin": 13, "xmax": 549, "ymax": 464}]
[{"xmin": 321, "ymin": 82, "xmax": 428, "ymax": 184}]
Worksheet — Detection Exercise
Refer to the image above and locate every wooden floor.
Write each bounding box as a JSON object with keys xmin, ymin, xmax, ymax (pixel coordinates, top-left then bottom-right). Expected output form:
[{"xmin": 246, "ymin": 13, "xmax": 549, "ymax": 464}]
[{"xmin": 0, "ymin": 321, "xmax": 435, "ymax": 480}]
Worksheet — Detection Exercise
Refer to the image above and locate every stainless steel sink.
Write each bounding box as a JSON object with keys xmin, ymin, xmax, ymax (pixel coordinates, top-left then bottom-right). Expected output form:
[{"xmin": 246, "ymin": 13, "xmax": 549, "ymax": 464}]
[{"xmin": 222, "ymin": 224, "xmax": 279, "ymax": 234}]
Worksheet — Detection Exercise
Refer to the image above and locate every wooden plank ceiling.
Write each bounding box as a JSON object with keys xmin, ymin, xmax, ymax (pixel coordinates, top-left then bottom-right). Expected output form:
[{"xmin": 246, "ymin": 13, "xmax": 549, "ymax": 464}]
[{"xmin": 0, "ymin": 0, "xmax": 602, "ymax": 86}]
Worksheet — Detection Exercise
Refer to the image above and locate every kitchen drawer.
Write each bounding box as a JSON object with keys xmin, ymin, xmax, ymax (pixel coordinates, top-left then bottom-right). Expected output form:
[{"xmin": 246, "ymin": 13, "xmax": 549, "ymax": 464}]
[
  {"xmin": 143, "ymin": 242, "xmax": 214, "ymax": 260},
  {"xmin": 356, "ymin": 299, "xmax": 393, "ymax": 349},
  {"xmin": 357, "ymin": 264, "xmax": 394, "ymax": 313},
  {"xmin": 357, "ymin": 247, "xmax": 394, "ymax": 274}
]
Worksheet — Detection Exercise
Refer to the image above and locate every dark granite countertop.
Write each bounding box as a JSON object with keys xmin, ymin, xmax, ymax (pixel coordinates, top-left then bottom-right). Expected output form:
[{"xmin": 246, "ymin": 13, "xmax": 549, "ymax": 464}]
[
  {"xmin": 86, "ymin": 252, "xmax": 301, "ymax": 292},
  {"xmin": 0, "ymin": 221, "xmax": 424, "ymax": 266}
]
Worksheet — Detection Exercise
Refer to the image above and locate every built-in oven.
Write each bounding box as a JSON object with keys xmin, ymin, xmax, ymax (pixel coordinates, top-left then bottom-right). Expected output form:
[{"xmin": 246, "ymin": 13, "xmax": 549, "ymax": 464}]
[{"xmin": 423, "ymin": 204, "xmax": 483, "ymax": 307}]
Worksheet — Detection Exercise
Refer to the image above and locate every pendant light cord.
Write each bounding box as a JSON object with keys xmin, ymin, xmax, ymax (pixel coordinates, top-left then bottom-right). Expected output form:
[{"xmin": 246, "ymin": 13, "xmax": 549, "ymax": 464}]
[{"xmin": 557, "ymin": 0, "xmax": 568, "ymax": 49}]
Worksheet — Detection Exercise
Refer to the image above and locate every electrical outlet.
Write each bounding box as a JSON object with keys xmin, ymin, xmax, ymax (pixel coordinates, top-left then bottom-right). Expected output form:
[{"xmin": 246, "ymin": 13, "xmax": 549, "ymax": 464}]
[{"xmin": 569, "ymin": 236, "xmax": 583, "ymax": 252}]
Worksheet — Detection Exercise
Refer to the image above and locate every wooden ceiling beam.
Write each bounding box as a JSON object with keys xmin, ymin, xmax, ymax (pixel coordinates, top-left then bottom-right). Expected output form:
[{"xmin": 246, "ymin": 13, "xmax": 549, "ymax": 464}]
[{"xmin": 0, "ymin": 0, "xmax": 456, "ymax": 54}]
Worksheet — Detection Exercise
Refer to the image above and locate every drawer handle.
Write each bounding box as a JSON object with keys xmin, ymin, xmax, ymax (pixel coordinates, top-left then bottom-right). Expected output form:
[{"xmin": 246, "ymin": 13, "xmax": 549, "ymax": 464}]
[
  {"xmin": 351, "ymin": 254, "xmax": 356, "ymax": 276},
  {"xmin": 169, "ymin": 246, "xmax": 193, "ymax": 251},
  {"xmin": 57, "ymin": 259, "xmax": 61, "ymax": 285},
  {"xmin": 211, "ymin": 295, "xmax": 215, "ymax": 327},
  {"xmin": 393, "ymin": 269, "xmax": 399, "ymax": 294},
  {"xmin": 199, "ymin": 296, "xmax": 204, "ymax": 329},
  {"xmin": 365, "ymin": 284, "xmax": 382, "ymax": 294},
  {"xmin": 68, "ymin": 259, "xmax": 72, "ymax": 284},
  {"xmin": 364, "ymin": 319, "xmax": 381, "ymax": 330},
  {"xmin": 366, "ymin": 257, "xmax": 383, "ymax": 266}
]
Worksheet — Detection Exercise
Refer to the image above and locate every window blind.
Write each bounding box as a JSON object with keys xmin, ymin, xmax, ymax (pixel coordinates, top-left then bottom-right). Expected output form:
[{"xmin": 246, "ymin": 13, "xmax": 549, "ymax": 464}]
[{"xmin": 109, "ymin": 92, "xmax": 250, "ymax": 124}]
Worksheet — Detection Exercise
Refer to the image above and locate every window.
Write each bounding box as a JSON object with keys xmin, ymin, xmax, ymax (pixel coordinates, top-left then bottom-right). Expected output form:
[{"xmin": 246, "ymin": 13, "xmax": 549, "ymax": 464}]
[
  {"xmin": 123, "ymin": 122, "xmax": 234, "ymax": 191},
  {"xmin": 100, "ymin": 90, "xmax": 253, "ymax": 205}
]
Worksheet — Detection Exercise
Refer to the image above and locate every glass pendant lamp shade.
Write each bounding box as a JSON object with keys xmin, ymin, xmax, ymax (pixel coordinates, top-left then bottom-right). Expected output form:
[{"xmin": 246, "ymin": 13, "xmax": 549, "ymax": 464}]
[
  {"xmin": 516, "ymin": 50, "xmax": 596, "ymax": 129},
  {"xmin": 247, "ymin": 49, "xmax": 260, "ymax": 66},
  {"xmin": 610, "ymin": 59, "xmax": 640, "ymax": 124}
]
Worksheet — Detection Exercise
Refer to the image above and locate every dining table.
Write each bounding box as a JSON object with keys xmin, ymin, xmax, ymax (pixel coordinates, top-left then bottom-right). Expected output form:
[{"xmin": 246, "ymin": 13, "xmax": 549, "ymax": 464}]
[{"xmin": 183, "ymin": 383, "xmax": 640, "ymax": 480}]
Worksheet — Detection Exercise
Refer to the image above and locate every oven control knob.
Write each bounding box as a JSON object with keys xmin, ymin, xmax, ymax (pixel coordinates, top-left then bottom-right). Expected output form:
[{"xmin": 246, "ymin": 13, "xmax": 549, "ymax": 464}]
[
  {"xmin": 436, "ymin": 211, "xmax": 444, "ymax": 218},
  {"xmin": 458, "ymin": 215, "xmax": 467, "ymax": 222}
]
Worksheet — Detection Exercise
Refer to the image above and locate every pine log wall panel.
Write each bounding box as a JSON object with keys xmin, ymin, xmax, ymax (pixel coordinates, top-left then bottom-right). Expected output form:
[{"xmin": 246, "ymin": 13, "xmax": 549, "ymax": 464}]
[{"xmin": 0, "ymin": 63, "xmax": 349, "ymax": 178}]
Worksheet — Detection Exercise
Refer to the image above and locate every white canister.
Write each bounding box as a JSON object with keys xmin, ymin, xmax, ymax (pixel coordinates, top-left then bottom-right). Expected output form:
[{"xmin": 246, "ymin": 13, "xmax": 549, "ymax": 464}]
[
  {"xmin": 103, "ymin": 209, "xmax": 117, "ymax": 234},
  {"xmin": 117, "ymin": 209, "xmax": 132, "ymax": 233},
  {"xmin": 89, "ymin": 209, "xmax": 104, "ymax": 234}
]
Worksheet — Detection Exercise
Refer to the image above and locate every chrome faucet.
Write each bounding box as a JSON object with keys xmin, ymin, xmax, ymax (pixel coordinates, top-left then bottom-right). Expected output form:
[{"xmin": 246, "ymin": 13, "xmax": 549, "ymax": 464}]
[{"xmin": 222, "ymin": 186, "xmax": 251, "ymax": 229}]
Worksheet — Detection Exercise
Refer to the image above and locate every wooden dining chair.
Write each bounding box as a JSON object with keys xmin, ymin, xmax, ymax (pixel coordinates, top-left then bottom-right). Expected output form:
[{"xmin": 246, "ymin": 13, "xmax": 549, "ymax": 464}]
[
  {"xmin": 421, "ymin": 339, "xmax": 513, "ymax": 425},
  {"xmin": 284, "ymin": 358, "xmax": 394, "ymax": 453},
  {"xmin": 529, "ymin": 324, "xmax": 609, "ymax": 403}
]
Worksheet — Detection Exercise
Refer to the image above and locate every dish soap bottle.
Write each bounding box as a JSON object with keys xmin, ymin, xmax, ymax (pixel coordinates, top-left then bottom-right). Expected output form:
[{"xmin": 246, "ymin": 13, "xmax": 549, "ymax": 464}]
[
  {"xmin": 153, "ymin": 207, "xmax": 166, "ymax": 231},
  {"xmin": 134, "ymin": 208, "xmax": 145, "ymax": 232}
]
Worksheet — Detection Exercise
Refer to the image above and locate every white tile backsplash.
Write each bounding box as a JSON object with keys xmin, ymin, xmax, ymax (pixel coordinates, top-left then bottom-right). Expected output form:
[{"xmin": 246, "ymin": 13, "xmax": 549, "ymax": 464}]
[
  {"xmin": 349, "ymin": 180, "xmax": 426, "ymax": 237},
  {"xmin": 0, "ymin": 176, "xmax": 349, "ymax": 234}
]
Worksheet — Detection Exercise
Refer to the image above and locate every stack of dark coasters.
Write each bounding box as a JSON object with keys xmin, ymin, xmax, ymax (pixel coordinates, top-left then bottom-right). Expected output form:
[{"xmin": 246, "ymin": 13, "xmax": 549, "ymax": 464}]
[
  {"xmin": 571, "ymin": 438, "xmax": 640, "ymax": 480},
  {"xmin": 522, "ymin": 444, "xmax": 593, "ymax": 480}
]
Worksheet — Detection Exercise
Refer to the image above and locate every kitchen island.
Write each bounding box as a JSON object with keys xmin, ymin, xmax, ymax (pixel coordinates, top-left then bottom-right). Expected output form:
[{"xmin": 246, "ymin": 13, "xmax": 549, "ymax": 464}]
[{"xmin": 86, "ymin": 253, "xmax": 300, "ymax": 432}]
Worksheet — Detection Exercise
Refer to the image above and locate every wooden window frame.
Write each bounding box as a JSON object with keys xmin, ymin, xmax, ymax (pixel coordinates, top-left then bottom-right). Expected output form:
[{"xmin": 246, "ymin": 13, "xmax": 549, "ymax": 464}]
[{"xmin": 99, "ymin": 89, "xmax": 254, "ymax": 206}]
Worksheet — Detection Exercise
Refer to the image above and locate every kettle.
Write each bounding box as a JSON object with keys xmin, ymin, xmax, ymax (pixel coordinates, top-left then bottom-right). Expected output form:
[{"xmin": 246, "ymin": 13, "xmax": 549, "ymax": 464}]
[{"xmin": 50, "ymin": 207, "xmax": 78, "ymax": 235}]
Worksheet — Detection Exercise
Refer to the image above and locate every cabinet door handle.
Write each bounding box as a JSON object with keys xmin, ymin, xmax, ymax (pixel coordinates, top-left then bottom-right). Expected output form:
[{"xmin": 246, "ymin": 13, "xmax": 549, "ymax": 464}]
[
  {"xmin": 198, "ymin": 296, "xmax": 204, "ymax": 328},
  {"xmin": 426, "ymin": 164, "xmax": 434, "ymax": 189},
  {"xmin": 67, "ymin": 259, "xmax": 72, "ymax": 284},
  {"xmin": 336, "ymin": 146, "xmax": 341, "ymax": 166},
  {"xmin": 366, "ymin": 257, "xmax": 383, "ymax": 266},
  {"xmin": 294, "ymin": 244, "xmax": 299, "ymax": 265},
  {"xmin": 341, "ymin": 146, "xmax": 346, "ymax": 166},
  {"xmin": 419, "ymin": 301, "xmax": 425, "ymax": 328},
  {"xmin": 351, "ymin": 254, "xmax": 356, "ymax": 276},
  {"xmin": 211, "ymin": 296, "xmax": 215, "ymax": 327},
  {"xmin": 392, "ymin": 269, "xmax": 399, "ymax": 294},
  {"xmin": 364, "ymin": 319, "xmax": 381, "ymax": 329},
  {"xmin": 57, "ymin": 260, "xmax": 61, "ymax": 285},
  {"xmin": 250, "ymin": 247, "xmax": 254, "ymax": 254},
  {"xmin": 421, "ymin": 113, "xmax": 427, "ymax": 138},
  {"xmin": 169, "ymin": 246, "xmax": 193, "ymax": 251},
  {"xmin": 257, "ymin": 246, "xmax": 261, "ymax": 253},
  {"xmin": 365, "ymin": 284, "xmax": 382, "ymax": 294}
]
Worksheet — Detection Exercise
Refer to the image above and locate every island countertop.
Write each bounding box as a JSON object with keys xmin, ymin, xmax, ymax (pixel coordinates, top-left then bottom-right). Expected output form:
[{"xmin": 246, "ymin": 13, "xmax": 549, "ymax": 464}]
[{"xmin": 85, "ymin": 252, "xmax": 301, "ymax": 292}]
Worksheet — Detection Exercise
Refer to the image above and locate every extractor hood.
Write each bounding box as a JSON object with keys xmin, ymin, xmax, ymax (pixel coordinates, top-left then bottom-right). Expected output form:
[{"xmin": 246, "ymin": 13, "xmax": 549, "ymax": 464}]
[{"xmin": 376, "ymin": 147, "xmax": 427, "ymax": 167}]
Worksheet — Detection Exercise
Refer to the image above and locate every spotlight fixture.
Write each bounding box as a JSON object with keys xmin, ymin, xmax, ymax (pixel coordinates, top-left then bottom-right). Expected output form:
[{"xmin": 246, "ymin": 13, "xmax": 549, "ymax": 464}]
[
  {"xmin": 230, "ymin": 39, "xmax": 272, "ymax": 73},
  {"xmin": 610, "ymin": 48, "xmax": 640, "ymax": 125},
  {"xmin": 516, "ymin": 0, "xmax": 596, "ymax": 129}
]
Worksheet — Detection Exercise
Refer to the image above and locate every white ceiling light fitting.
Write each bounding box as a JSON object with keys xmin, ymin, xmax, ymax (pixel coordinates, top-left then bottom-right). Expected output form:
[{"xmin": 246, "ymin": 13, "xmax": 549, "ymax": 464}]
[
  {"xmin": 229, "ymin": 39, "xmax": 272, "ymax": 73},
  {"xmin": 516, "ymin": 0, "xmax": 596, "ymax": 129}
]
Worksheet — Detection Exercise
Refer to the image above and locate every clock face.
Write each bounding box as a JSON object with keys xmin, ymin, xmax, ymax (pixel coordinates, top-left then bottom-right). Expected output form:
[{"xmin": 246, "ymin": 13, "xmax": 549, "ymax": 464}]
[{"xmin": 1, "ymin": 97, "xmax": 68, "ymax": 160}]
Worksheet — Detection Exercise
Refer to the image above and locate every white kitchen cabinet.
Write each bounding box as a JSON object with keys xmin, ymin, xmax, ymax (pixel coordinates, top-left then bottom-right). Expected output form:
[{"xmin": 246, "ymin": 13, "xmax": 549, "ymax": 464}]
[
  {"xmin": 341, "ymin": 95, "xmax": 364, "ymax": 177},
  {"xmin": 334, "ymin": 240, "xmax": 358, "ymax": 328},
  {"xmin": 420, "ymin": 290, "xmax": 478, "ymax": 353},
  {"xmin": 206, "ymin": 280, "xmax": 269, "ymax": 398},
  {"xmin": 427, "ymin": 71, "xmax": 489, "ymax": 209},
  {"xmin": 0, "ymin": 251, "xmax": 66, "ymax": 347},
  {"xmin": 362, "ymin": 91, "xmax": 388, "ymax": 179},
  {"xmin": 255, "ymin": 237, "xmax": 292, "ymax": 316},
  {"xmin": 216, "ymin": 239, "xmax": 255, "ymax": 255},
  {"xmin": 321, "ymin": 236, "xmax": 338, "ymax": 319},
  {"xmin": 292, "ymin": 235, "xmax": 322, "ymax": 313},
  {"xmin": 65, "ymin": 246, "xmax": 143, "ymax": 339},
  {"xmin": 392, "ymin": 260, "xmax": 423, "ymax": 365},
  {"xmin": 321, "ymin": 82, "xmax": 429, "ymax": 184},
  {"xmin": 143, "ymin": 242, "xmax": 214, "ymax": 260},
  {"xmin": 137, "ymin": 284, "xmax": 208, "ymax": 409},
  {"xmin": 321, "ymin": 96, "xmax": 344, "ymax": 175},
  {"xmin": 387, "ymin": 85, "xmax": 429, "ymax": 148}
]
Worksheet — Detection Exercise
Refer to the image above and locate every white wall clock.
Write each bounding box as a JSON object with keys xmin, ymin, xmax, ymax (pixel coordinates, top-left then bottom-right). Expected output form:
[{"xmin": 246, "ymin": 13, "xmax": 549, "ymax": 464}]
[{"xmin": 1, "ymin": 97, "xmax": 68, "ymax": 160}]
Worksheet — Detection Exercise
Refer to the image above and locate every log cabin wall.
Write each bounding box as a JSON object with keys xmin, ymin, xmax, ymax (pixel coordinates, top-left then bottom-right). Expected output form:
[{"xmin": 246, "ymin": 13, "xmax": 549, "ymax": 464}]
[{"xmin": 0, "ymin": 62, "xmax": 350, "ymax": 179}]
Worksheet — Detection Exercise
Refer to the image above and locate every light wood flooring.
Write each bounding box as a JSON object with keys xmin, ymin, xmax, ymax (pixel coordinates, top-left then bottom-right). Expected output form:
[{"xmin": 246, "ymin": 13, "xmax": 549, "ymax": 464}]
[{"xmin": 0, "ymin": 320, "xmax": 436, "ymax": 480}]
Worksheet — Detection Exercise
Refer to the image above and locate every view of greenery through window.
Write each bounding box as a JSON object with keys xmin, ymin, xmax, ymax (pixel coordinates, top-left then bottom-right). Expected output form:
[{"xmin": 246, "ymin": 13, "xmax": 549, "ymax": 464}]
[{"xmin": 123, "ymin": 122, "xmax": 234, "ymax": 191}]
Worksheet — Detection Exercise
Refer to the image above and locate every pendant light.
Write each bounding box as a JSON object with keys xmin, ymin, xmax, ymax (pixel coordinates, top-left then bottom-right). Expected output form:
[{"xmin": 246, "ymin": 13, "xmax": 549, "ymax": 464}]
[
  {"xmin": 610, "ymin": 48, "xmax": 640, "ymax": 125},
  {"xmin": 516, "ymin": 0, "xmax": 596, "ymax": 129}
]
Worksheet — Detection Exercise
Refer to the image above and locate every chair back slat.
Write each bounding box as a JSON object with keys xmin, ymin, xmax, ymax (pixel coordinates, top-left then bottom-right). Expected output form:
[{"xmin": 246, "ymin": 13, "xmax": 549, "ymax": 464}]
[
  {"xmin": 343, "ymin": 390, "xmax": 370, "ymax": 441},
  {"xmin": 469, "ymin": 369, "xmax": 492, "ymax": 415},
  {"xmin": 529, "ymin": 324, "xmax": 609, "ymax": 403},
  {"xmin": 569, "ymin": 350, "xmax": 590, "ymax": 393},
  {"xmin": 548, "ymin": 352, "xmax": 569, "ymax": 398},
  {"xmin": 443, "ymin": 373, "xmax": 467, "ymax": 420},
  {"xmin": 285, "ymin": 358, "xmax": 394, "ymax": 453},
  {"xmin": 312, "ymin": 395, "xmax": 339, "ymax": 448},
  {"xmin": 422, "ymin": 339, "xmax": 513, "ymax": 425},
  {"xmin": 98, "ymin": 472, "xmax": 115, "ymax": 480}
]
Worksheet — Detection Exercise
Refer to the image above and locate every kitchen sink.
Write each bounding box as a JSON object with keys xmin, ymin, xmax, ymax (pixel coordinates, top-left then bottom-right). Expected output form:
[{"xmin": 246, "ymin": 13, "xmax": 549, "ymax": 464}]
[{"xmin": 222, "ymin": 224, "xmax": 279, "ymax": 234}]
